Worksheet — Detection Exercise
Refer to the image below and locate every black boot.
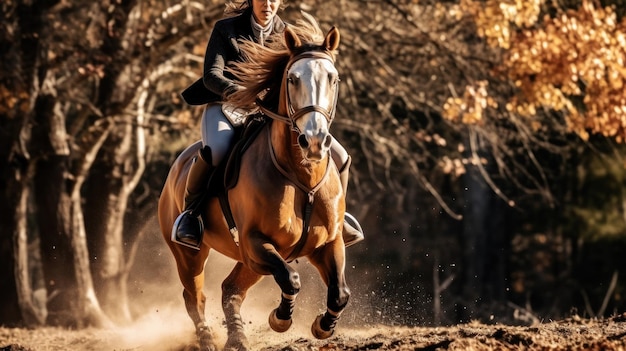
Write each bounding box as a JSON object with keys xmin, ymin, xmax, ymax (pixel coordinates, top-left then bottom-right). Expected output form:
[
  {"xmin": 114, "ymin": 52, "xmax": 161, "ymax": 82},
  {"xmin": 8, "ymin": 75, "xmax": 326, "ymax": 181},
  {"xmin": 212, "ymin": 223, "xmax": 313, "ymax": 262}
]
[
  {"xmin": 171, "ymin": 147, "xmax": 214, "ymax": 249},
  {"xmin": 338, "ymin": 156, "xmax": 364, "ymax": 247}
]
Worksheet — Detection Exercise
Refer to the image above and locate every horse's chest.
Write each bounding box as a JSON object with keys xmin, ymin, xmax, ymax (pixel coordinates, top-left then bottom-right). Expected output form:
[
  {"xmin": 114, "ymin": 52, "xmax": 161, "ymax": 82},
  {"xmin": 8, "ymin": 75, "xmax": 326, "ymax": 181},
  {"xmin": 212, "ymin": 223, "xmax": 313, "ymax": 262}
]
[
  {"xmin": 234, "ymin": 158, "xmax": 341, "ymax": 241},
  {"xmin": 265, "ymin": 186, "xmax": 337, "ymax": 235}
]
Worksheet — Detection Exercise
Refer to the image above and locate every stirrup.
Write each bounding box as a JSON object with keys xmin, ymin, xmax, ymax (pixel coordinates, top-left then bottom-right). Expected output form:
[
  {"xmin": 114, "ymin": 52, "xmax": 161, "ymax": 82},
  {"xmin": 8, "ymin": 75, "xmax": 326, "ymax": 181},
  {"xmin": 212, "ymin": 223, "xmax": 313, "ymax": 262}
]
[
  {"xmin": 171, "ymin": 210, "xmax": 204, "ymax": 250},
  {"xmin": 343, "ymin": 212, "xmax": 364, "ymax": 247}
]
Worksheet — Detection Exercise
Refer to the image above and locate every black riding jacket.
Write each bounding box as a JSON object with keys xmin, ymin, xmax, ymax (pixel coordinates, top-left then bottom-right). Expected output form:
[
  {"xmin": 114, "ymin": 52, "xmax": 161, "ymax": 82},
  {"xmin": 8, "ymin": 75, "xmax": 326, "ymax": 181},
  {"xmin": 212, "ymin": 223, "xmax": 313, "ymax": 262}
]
[{"xmin": 181, "ymin": 8, "xmax": 286, "ymax": 105}]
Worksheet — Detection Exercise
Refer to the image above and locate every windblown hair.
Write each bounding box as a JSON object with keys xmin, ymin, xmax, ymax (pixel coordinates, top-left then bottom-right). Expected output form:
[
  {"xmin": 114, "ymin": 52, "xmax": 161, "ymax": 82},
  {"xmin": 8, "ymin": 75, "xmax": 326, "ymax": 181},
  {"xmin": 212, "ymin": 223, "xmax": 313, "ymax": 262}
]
[
  {"xmin": 225, "ymin": 12, "xmax": 336, "ymax": 111},
  {"xmin": 224, "ymin": 1, "xmax": 248, "ymax": 16}
]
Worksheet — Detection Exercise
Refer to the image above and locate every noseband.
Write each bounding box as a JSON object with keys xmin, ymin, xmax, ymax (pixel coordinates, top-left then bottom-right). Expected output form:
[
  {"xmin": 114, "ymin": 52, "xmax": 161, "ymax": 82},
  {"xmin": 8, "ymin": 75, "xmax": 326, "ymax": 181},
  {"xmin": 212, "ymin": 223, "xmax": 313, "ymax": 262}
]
[{"xmin": 257, "ymin": 50, "xmax": 339, "ymax": 133}]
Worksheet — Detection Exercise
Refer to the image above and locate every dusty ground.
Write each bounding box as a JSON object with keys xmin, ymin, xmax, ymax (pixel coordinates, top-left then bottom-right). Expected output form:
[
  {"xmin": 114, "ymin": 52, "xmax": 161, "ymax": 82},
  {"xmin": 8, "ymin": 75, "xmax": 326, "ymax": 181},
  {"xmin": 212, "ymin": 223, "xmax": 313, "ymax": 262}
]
[
  {"xmin": 1, "ymin": 313, "xmax": 625, "ymax": 351},
  {"xmin": 3, "ymin": 239, "xmax": 625, "ymax": 351}
]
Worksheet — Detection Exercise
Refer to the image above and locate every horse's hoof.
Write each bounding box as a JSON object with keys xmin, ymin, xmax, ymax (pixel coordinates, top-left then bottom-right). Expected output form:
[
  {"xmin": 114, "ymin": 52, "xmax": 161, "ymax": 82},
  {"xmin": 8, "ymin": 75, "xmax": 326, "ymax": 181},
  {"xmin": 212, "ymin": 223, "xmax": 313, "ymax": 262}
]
[
  {"xmin": 223, "ymin": 331, "xmax": 250, "ymax": 351},
  {"xmin": 268, "ymin": 308, "xmax": 293, "ymax": 333},
  {"xmin": 223, "ymin": 341, "xmax": 249, "ymax": 351},
  {"xmin": 199, "ymin": 345, "xmax": 217, "ymax": 351},
  {"xmin": 196, "ymin": 324, "xmax": 218, "ymax": 351},
  {"xmin": 311, "ymin": 314, "xmax": 335, "ymax": 339},
  {"xmin": 183, "ymin": 343, "xmax": 215, "ymax": 351}
]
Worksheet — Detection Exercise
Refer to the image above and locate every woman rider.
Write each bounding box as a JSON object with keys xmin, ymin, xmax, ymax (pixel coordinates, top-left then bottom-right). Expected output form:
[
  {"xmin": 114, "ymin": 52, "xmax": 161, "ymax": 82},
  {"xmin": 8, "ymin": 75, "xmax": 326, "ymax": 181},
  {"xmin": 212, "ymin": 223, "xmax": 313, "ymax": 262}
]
[{"xmin": 174, "ymin": 0, "xmax": 364, "ymax": 249}]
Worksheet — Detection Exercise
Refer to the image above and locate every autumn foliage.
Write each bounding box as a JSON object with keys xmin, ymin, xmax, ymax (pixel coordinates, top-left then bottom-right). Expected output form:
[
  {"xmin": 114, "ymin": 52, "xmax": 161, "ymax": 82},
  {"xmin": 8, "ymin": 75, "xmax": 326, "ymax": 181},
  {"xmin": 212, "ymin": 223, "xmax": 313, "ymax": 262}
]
[{"xmin": 448, "ymin": 0, "xmax": 626, "ymax": 142}]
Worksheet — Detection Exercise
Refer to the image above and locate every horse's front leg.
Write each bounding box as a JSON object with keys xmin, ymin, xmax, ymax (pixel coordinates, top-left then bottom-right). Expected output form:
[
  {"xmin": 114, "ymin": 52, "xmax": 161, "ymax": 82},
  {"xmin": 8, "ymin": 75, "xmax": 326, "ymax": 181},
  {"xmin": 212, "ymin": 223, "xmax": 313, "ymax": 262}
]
[
  {"xmin": 246, "ymin": 231, "xmax": 301, "ymax": 333},
  {"xmin": 308, "ymin": 241, "xmax": 350, "ymax": 339},
  {"xmin": 221, "ymin": 262, "xmax": 262, "ymax": 351}
]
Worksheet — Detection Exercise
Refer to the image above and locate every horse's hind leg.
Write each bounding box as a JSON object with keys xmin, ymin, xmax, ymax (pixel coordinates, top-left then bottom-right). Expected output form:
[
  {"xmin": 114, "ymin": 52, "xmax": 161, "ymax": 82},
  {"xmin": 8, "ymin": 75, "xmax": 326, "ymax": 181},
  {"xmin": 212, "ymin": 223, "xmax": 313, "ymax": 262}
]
[
  {"xmin": 173, "ymin": 247, "xmax": 217, "ymax": 351},
  {"xmin": 308, "ymin": 242, "xmax": 350, "ymax": 339},
  {"xmin": 221, "ymin": 262, "xmax": 262, "ymax": 351}
]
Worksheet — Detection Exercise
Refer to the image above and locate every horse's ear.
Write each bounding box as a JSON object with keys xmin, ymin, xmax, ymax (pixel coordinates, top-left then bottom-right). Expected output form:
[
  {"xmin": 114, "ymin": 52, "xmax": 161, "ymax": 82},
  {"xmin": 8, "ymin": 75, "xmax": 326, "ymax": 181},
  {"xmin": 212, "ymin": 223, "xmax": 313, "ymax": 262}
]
[
  {"xmin": 284, "ymin": 27, "xmax": 301, "ymax": 52},
  {"xmin": 324, "ymin": 26, "xmax": 340, "ymax": 51}
]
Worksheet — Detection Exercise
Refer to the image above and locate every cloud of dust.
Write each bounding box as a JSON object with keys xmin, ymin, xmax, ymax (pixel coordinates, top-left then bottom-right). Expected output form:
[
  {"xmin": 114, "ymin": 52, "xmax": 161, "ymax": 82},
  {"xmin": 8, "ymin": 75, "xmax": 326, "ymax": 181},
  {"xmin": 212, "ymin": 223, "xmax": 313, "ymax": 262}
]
[
  {"xmin": 118, "ymin": 218, "xmax": 431, "ymax": 350},
  {"xmin": 121, "ymin": 224, "xmax": 358, "ymax": 350}
]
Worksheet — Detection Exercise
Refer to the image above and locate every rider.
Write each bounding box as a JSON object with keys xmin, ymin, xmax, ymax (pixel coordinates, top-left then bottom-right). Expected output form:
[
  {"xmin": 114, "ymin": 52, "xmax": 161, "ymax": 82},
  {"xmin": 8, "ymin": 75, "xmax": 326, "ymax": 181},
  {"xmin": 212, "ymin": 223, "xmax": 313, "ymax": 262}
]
[{"xmin": 175, "ymin": 0, "xmax": 364, "ymax": 249}]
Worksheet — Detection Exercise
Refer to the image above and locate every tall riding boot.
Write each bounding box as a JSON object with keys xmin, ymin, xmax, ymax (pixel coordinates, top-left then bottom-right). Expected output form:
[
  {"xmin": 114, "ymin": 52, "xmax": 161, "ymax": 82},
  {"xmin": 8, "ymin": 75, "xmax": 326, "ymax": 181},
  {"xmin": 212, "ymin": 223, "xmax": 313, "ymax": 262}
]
[
  {"xmin": 338, "ymin": 156, "xmax": 365, "ymax": 247},
  {"xmin": 171, "ymin": 146, "xmax": 214, "ymax": 249}
]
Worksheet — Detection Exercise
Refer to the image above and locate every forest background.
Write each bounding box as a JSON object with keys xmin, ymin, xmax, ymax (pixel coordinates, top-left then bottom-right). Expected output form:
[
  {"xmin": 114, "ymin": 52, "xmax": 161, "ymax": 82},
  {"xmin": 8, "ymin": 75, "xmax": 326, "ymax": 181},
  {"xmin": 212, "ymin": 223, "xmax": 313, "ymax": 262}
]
[{"xmin": 1, "ymin": 0, "xmax": 626, "ymax": 331}]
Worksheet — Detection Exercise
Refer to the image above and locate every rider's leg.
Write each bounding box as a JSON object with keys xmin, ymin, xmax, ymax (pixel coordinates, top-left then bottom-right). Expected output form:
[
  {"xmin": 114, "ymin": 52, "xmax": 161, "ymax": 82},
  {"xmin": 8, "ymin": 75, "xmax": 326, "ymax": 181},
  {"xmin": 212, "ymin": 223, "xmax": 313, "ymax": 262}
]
[
  {"xmin": 201, "ymin": 105, "xmax": 237, "ymax": 168},
  {"xmin": 330, "ymin": 138, "xmax": 364, "ymax": 247},
  {"xmin": 172, "ymin": 104, "xmax": 236, "ymax": 249}
]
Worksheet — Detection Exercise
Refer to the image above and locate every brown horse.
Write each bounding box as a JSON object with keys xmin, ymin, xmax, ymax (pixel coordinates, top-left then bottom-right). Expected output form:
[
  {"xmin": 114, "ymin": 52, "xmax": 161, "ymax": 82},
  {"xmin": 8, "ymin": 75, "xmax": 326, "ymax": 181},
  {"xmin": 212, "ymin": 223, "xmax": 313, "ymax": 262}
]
[{"xmin": 158, "ymin": 15, "xmax": 349, "ymax": 351}]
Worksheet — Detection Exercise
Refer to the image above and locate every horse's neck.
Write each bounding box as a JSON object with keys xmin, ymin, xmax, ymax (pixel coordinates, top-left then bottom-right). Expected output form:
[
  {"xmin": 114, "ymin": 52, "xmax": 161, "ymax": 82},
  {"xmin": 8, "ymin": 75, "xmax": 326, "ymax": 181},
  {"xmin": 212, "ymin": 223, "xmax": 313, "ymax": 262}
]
[{"xmin": 270, "ymin": 121, "xmax": 327, "ymax": 190}]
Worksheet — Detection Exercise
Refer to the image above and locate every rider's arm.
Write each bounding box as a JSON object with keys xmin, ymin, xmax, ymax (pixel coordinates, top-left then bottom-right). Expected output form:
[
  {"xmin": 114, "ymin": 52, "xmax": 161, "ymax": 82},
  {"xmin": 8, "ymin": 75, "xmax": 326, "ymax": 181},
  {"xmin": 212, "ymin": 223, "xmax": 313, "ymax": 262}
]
[{"xmin": 202, "ymin": 25, "xmax": 241, "ymax": 99}]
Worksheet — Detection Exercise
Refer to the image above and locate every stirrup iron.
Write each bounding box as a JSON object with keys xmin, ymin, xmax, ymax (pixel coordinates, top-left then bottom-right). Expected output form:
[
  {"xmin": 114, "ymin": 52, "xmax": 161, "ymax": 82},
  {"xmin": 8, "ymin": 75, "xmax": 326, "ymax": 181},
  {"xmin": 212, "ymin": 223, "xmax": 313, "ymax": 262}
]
[{"xmin": 171, "ymin": 210, "xmax": 204, "ymax": 250}]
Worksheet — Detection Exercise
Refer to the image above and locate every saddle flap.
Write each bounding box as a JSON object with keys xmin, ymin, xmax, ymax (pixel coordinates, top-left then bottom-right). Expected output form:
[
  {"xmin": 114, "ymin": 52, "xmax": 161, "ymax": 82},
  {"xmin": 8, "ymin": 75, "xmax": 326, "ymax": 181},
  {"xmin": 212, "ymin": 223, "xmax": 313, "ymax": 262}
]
[{"xmin": 224, "ymin": 116, "xmax": 268, "ymax": 190}]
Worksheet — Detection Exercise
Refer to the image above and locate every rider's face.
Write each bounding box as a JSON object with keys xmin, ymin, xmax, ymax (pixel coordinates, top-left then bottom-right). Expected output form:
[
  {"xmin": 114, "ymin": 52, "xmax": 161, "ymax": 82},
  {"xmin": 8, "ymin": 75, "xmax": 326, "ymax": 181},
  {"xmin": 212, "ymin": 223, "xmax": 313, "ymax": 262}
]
[{"xmin": 252, "ymin": 0, "xmax": 280, "ymax": 27}]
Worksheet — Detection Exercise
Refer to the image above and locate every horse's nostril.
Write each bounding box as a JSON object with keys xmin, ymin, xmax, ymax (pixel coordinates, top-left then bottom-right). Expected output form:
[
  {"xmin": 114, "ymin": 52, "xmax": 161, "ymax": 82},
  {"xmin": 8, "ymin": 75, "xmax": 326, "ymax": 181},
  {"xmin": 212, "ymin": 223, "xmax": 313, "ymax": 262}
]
[
  {"xmin": 298, "ymin": 134, "xmax": 309, "ymax": 148},
  {"xmin": 323, "ymin": 135, "xmax": 332, "ymax": 148}
]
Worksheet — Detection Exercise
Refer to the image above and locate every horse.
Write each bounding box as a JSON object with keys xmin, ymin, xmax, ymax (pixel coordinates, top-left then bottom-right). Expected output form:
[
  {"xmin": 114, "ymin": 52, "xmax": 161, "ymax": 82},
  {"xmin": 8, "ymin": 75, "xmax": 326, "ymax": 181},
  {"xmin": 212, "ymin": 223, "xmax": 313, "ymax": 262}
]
[{"xmin": 158, "ymin": 15, "xmax": 350, "ymax": 351}]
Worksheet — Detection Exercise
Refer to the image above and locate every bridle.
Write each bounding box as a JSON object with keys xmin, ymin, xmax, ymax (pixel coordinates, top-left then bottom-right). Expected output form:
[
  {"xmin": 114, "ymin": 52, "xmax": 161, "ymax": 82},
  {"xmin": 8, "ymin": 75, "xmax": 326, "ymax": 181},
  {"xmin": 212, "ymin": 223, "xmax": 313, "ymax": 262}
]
[{"xmin": 256, "ymin": 50, "xmax": 339, "ymax": 134}]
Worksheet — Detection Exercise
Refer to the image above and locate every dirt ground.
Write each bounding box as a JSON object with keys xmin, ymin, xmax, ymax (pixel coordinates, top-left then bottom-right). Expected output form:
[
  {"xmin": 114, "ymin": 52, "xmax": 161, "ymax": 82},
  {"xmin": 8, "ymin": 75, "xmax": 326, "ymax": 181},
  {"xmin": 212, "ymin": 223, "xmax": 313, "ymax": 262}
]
[
  {"xmin": 1, "ymin": 313, "xmax": 625, "ymax": 351},
  {"xmin": 3, "ymin": 239, "xmax": 625, "ymax": 351}
]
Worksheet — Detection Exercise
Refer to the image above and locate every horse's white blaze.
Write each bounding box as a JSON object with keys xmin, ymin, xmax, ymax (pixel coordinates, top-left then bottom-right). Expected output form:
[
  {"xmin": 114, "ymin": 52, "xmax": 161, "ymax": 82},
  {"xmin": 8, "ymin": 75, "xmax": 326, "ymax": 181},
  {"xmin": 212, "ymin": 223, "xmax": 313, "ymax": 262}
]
[{"xmin": 288, "ymin": 57, "xmax": 338, "ymax": 161}]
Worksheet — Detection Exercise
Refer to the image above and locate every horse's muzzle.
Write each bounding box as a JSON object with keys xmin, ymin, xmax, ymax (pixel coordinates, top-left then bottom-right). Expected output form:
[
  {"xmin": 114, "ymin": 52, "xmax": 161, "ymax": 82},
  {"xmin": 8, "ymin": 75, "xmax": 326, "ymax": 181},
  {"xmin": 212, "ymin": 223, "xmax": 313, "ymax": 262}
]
[{"xmin": 298, "ymin": 132, "xmax": 332, "ymax": 162}]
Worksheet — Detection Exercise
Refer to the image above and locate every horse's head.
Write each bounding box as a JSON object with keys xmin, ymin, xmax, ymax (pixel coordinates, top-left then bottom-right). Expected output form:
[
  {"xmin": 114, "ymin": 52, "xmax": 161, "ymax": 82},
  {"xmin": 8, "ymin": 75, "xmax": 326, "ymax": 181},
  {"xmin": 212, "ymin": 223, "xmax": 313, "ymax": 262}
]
[{"xmin": 282, "ymin": 26, "xmax": 340, "ymax": 163}]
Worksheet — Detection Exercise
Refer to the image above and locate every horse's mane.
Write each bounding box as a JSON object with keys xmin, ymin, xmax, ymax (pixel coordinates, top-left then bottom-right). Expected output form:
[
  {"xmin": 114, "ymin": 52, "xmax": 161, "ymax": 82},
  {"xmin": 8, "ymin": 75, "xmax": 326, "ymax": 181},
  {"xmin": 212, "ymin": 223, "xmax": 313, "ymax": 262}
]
[{"xmin": 226, "ymin": 12, "xmax": 336, "ymax": 111}]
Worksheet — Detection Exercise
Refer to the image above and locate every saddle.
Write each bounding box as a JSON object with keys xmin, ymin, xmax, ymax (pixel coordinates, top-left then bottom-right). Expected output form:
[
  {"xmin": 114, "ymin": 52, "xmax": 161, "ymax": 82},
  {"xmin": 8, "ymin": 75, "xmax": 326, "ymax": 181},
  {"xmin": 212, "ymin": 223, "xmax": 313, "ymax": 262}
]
[
  {"xmin": 201, "ymin": 115, "xmax": 267, "ymax": 197},
  {"xmin": 223, "ymin": 115, "xmax": 268, "ymax": 190},
  {"xmin": 198, "ymin": 115, "xmax": 267, "ymax": 245}
]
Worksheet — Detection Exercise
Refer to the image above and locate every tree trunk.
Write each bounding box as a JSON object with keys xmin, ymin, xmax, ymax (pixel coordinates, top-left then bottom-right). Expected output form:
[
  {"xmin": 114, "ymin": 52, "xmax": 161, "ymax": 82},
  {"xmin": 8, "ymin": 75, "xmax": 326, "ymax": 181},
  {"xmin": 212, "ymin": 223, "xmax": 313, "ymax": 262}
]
[
  {"xmin": 0, "ymin": 158, "xmax": 35, "ymax": 327},
  {"xmin": 86, "ymin": 118, "xmax": 147, "ymax": 323},
  {"xmin": 30, "ymin": 89, "xmax": 77, "ymax": 325},
  {"xmin": 69, "ymin": 180, "xmax": 115, "ymax": 328},
  {"xmin": 87, "ymin": 172, "xmax": 133, "ymax": 324},
  {"xmin": 0, "ymin": 106, "xmax": 33, "ymax": 326},
  {"xmin": 460, "ymin": 164, "xmax": 489, "ymax": 320},
  {"xmin": 15, "ymin": 173, "xmax": 47, "ymax": 326},
  {"xmin": 0, "ymin": 0, "xmax": 41, "ymax": 328},
  {"xmin": 459, "ymin": 131, "xmax": 510, "ymax": 321},
  {"xmin": 32, "ymin": 94, "xmax": 112, "ymax": 327}
]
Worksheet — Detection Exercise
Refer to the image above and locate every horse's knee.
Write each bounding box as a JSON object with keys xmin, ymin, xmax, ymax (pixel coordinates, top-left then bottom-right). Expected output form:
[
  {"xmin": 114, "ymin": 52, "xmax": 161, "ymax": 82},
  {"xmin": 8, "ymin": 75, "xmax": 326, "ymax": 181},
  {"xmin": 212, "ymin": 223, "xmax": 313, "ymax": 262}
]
[
  {"xmin": 221, "ymin": 275, "xmax": 237, "ymax": 297},
  {"xmin": 274, "ymin": 269, "xmax": 301, "ymax": 296},
  {"xmin": 289, "ymin": 271, "xmax": 301, "ymax": 293},
  {"xmin": 221, "ymin": 292, "xmax": 244, "ymax": 315},
  {"xmin": 327, "ymin": 284, "xmax": 350, "ymax": 312}
]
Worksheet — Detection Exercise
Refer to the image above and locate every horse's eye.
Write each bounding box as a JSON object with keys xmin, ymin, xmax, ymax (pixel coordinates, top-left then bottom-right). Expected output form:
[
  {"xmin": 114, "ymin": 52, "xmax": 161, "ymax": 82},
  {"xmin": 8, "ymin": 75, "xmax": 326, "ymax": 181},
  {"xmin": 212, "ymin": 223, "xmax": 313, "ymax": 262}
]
[{"xmin": 288, "ymin": 74, "xmax": 299, "ymax": 85}]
